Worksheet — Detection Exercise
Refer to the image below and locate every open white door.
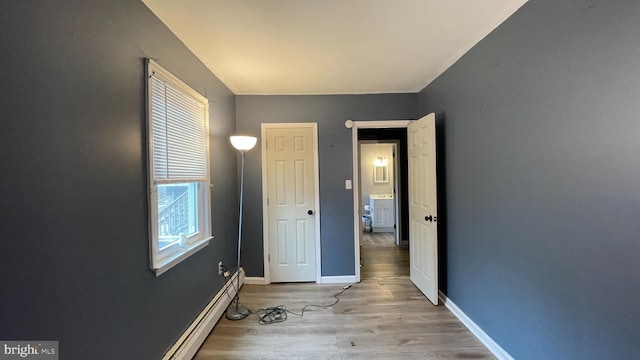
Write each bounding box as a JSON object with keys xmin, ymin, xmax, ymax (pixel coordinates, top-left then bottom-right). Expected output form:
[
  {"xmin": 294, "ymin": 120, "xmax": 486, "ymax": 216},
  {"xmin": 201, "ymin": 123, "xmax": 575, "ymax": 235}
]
[{"xmin": 408, "ymin": 113, "xmax": 438, "ymax": 305}]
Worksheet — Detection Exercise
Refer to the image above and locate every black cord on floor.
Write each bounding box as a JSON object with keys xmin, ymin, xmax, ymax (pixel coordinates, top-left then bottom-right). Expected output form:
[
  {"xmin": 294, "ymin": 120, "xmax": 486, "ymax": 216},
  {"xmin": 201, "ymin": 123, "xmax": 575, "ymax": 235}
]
[
  {"xmin": 254, "ymin": 305, "xmax": 288, "ymax": 325},
  {"xmin": 253, "ymin": 285, "xmax": 352, "ymax": 325}
]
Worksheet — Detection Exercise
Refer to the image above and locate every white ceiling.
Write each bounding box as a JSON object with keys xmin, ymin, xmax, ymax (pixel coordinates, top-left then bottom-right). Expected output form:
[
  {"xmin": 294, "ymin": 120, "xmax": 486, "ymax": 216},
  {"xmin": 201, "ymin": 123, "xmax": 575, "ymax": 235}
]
[{"xmin": 142, "ymin": 0, "xmax": 527, "ymax": 95}]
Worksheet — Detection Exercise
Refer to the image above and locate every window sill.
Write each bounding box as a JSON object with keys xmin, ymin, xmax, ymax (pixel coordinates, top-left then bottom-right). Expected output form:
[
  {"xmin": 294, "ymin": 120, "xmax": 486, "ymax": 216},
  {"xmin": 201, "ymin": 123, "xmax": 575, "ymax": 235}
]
[{"xmin": 153, "ymin": 236, "xmax": 213, "ymax": 276}]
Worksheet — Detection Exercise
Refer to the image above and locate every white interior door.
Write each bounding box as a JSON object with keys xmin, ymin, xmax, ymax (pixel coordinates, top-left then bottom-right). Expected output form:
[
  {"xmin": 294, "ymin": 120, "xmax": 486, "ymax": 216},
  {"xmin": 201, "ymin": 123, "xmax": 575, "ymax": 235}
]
[
  {"xmin": 408, "ymin": 113, "xmax": 438, "ymax": 305},
  {"xmin": 265, "ymin": 125, "xmax": 318, "ymax": 282}
]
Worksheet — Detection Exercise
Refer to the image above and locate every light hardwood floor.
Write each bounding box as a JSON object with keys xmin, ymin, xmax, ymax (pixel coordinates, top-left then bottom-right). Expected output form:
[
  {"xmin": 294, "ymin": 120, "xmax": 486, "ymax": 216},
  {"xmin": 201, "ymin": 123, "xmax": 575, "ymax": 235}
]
[
  {"xmin": 360, "ymin": 234, "xmax": 409, "ymax": 279},
  {"xmin": 361, "ymin": 232, "xmax": 395, "ymax": 246},
  {"xmin": 194, "ymin": 241, "xmax": 496, "ymax": 359}
]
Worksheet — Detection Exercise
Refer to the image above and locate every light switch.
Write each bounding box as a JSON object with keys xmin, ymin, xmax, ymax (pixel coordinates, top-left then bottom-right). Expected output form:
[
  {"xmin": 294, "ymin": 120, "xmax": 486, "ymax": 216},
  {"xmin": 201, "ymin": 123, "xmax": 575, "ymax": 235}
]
[{"xmin": 345, "ymin": 180, "xmax": 352, "ymax": 189}]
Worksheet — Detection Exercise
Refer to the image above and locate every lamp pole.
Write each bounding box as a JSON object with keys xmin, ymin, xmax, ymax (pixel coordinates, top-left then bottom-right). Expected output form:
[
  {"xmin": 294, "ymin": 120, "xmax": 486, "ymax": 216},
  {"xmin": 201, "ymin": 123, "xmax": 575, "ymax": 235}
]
[{"xmin": 227, "ymin": 136, "xmax": 256, "ymax": 320}]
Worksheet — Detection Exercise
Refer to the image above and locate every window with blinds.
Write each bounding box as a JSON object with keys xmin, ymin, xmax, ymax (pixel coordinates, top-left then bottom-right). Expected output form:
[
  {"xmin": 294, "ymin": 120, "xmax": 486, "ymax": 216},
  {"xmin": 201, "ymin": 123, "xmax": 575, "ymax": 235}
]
[{"xmin": 146, "ymin": 59, "xmax": 212, "ymax": 276}]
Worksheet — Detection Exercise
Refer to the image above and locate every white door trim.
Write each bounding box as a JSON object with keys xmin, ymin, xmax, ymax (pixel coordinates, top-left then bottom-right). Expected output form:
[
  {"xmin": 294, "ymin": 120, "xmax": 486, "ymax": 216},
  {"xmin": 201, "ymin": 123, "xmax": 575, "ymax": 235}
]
[
  {"xmin": 347, "ymin": 120, "xmax": 413, "ymax": 282},
  {"xmin": 261, "ymin": 123, "xmax": 321, "ymax": 284}
]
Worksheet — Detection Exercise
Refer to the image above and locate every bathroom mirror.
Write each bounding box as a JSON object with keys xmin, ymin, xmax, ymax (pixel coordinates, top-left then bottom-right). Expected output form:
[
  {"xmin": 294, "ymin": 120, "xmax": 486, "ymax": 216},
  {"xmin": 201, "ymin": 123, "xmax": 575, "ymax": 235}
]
[{"xmin": 373, "ymin": 163, "xmax": 388, "ymax": 183}]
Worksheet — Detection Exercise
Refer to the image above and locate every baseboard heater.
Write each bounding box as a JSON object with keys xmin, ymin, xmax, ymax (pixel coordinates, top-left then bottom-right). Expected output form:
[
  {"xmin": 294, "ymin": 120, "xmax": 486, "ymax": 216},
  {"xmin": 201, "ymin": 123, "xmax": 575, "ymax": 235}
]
[{"xmin": 163, "ymin": 269, "xmax": 245, "ymax": 360}]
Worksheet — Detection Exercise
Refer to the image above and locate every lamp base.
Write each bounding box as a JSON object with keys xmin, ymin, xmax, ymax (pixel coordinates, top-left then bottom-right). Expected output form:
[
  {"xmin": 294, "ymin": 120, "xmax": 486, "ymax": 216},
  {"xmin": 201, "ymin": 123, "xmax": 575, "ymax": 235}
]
[{"xmin": 226, "ymin": 303, "xmax": 250, "ymax": 320}]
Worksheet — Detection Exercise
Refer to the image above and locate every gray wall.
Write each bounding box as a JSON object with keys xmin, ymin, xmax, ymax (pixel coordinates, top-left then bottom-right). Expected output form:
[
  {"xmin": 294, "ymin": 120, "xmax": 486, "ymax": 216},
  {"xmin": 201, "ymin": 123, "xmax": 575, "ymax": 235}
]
[
  {"xmin": 419, "ymin": 0, "xmax": 640, "ymax": 358},
  {"xmin": 0, "ymin": 1, "xmax": 238, "ymax": 359},
  {"xmin": 236, "ymin": 95, "xmax": 417, "ymax": 277}
]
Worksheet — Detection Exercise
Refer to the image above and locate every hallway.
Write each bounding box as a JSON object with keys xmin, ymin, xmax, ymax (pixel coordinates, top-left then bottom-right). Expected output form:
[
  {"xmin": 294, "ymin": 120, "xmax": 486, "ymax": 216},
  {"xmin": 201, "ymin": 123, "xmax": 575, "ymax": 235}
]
[{"xmin": 360, "ymin": 232, "xmax": 409, "ymax": 280}]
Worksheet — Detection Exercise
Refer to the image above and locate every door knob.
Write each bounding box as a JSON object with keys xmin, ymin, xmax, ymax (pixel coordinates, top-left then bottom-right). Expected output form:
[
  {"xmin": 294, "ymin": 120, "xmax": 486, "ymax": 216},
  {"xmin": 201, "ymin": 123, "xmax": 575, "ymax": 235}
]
[
  {"xmin": 308, "ymin": 210, "xmax": 313, "ymax": 215},
  {"xmin": 425, "ymin": 215, "xmax": 433, "ymax": 222}
]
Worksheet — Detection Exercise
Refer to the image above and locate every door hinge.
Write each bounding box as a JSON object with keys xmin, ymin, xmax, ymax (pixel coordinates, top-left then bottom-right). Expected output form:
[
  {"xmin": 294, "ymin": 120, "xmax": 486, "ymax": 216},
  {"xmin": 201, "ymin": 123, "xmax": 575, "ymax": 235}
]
[
  {"xmin": 267, "ymin": 198, "xmax": 269, "ymax": 206},
  {"xmin": 268, "ymin": 254, "xmax": 270, "ymax": 262}
]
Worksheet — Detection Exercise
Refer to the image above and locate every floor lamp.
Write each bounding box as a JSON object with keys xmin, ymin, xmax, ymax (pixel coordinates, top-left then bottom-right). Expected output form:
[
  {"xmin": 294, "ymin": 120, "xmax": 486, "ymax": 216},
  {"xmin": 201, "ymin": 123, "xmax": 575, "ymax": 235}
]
[{"xmin": 226, "ymin": 135, "xmax": 257, "ymax": 320}]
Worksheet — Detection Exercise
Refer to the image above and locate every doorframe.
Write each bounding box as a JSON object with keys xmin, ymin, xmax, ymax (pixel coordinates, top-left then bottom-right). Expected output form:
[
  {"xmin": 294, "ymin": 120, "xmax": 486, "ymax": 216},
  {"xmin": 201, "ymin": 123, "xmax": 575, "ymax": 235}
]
[
  {"xmin": 388, "ymin": 141, "xmax": 403, "ymax": 246},
  {"xmin": 347, "ymin": 120, "xmax": 413, "ymax": 282},
  {"xmin": 261, "ymin": 123, "xmax": 321, "ymax": 284}
]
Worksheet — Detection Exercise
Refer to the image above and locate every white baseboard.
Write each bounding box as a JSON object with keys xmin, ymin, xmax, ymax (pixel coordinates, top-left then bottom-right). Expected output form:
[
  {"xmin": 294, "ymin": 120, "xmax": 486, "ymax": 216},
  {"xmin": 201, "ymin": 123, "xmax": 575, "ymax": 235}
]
[
  {"xmin": 439, "ymin": 291, "xmax": 514, "ymax": 360},
  {"xmin": 244, "ymin": 277, "xmax": 266, "ymax": 285},
  {"xmin": 162, "ymin": 269, "xmax": 244, "ymax": 360},
  {"xmin": 320, "ymin": 275, "xmax": 357, "ymax": 284}
]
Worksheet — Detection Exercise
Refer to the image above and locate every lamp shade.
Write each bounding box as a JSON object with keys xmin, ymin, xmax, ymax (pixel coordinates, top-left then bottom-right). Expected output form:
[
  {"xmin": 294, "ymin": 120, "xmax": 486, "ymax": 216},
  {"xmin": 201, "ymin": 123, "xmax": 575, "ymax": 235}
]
[{"xmin": 230, "ymin": 136, "xmax": 257, "ymax": 151}]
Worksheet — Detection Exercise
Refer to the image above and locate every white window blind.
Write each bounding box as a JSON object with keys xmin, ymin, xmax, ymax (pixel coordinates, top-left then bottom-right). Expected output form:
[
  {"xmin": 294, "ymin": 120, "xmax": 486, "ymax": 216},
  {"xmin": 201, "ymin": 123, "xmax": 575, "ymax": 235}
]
[
  {"xmin": 149, "ymin": 70, "xmax": 208, "ymax": 183},
  {"xmin": 146, "ymin": 59, "xmax": 212, "ymax": 276}
]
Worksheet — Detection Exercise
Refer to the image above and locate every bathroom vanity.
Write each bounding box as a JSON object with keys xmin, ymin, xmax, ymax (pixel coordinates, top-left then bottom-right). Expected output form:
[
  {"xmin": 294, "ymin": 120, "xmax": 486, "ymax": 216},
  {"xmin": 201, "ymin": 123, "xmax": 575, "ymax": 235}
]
[{"xmin": 369, "ymin": 195, "xmax": 395, "ymax": 232}]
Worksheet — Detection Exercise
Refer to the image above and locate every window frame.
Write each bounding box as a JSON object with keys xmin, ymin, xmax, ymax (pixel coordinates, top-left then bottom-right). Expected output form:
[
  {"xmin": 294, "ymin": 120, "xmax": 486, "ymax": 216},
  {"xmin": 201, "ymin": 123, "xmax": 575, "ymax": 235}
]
[{"xmin": 146, "ymin": 59, "xmax": 212, "ymax": 276}]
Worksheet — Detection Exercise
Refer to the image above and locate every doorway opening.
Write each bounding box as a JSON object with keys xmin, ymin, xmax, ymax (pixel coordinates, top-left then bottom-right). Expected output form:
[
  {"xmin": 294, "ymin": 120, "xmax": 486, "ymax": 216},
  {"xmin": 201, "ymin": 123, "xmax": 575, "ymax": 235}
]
[
  {"xmin": 358, "ymin": 133, "xmax": 409, "ymax": 280},
  {"xmin": 349, "ymin": 115, "xmax": 439, "ymax": 305},
  {"xmin": 347, "ymin": 120, "xmax": 412, "ymax": 282},
  {"xmin": 359, "ymin": 142, "xmax": 399, "ymax": 243}
]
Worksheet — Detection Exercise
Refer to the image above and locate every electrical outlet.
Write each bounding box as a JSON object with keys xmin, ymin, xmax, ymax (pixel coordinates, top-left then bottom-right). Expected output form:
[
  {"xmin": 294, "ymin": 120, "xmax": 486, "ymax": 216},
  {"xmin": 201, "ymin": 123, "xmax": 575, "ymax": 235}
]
[{"xmin": 218, "ymin": 261, "xmax": 224, "ymax": 275}]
